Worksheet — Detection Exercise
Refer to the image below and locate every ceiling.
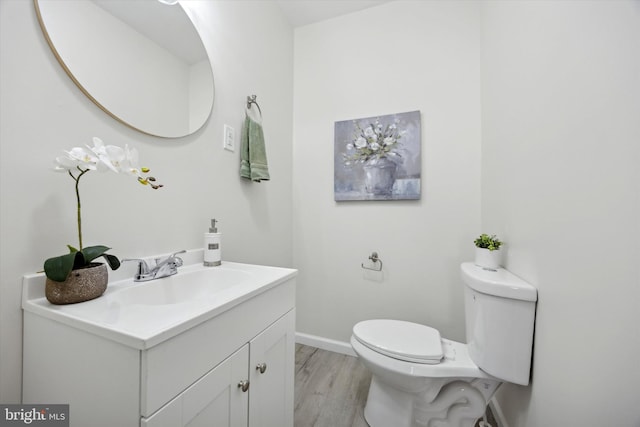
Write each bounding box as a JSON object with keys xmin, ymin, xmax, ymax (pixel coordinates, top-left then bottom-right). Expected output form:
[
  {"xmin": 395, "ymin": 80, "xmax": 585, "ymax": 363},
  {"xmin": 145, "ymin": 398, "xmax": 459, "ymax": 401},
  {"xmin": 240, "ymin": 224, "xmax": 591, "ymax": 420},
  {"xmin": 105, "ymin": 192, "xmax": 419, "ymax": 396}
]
[
  {"xmin": 96, "ymin": 1, "xmax": 394, "ymax": 60},
  {"xmin": 275, "ymin": 0, "xmax": 394, "ymax": 28}
]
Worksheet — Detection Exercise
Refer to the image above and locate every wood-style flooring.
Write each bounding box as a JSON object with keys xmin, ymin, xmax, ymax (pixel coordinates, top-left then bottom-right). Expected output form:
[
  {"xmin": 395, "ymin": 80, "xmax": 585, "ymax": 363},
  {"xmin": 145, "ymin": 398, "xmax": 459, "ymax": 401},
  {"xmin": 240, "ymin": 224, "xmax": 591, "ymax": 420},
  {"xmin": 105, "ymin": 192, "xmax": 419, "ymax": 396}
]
[
  {"xmin": 294, "ymin": 344, "xmax": 497, "ymax": 427},
  {"xmin": 294, "ymin": 344, "xmax": 371, "ymax": 427}
]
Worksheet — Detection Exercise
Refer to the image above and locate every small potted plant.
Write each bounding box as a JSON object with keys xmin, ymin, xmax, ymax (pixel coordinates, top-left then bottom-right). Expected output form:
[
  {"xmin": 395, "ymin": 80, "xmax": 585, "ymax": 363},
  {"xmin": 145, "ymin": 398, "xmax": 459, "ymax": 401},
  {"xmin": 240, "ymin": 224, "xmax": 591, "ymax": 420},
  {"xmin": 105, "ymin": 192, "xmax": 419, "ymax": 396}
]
[
  {"xmin": 473, "ymin": 233, "xmax": 503, "ymax": 270},
  {"xmin": 44, "ymin": 137, "xmax": 163, "ymax": 304}
]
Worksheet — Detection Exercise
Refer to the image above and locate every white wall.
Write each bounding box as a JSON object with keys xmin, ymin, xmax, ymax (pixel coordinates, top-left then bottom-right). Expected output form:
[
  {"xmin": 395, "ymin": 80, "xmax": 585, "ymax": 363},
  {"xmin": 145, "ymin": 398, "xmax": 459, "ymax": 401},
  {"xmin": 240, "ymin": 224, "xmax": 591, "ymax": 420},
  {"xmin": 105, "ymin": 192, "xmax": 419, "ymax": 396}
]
[
  {"xmin": 293, "ymin": 1, "xmax": 482, "ymax": 344},
  {"xmin": 481, "ymin": 1, "xmax": 640, "ymax": 426},
  {"xmin": 0, "ymin": 0, "xmax": 293, "ymax": 402}
]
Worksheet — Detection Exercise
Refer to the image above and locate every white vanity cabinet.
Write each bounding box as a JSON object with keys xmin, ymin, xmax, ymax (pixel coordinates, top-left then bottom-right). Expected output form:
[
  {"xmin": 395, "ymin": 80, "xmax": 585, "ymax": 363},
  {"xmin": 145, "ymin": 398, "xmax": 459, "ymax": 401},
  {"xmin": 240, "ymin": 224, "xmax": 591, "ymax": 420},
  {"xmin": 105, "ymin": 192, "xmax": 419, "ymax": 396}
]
[
  {"xmin": 142, "ymin": 344, "xmax": 250, "ymax": 427},
  {"xmin": 142, "ymin": 310, "xmax": 295, "ymax": 427},
  {"xmin": 248, "ymin": 308, "xmax": 295, "ymax": 427},
  {"xmin": 22, "ymin": 260, "xmax": 296, "ymax": 427}
]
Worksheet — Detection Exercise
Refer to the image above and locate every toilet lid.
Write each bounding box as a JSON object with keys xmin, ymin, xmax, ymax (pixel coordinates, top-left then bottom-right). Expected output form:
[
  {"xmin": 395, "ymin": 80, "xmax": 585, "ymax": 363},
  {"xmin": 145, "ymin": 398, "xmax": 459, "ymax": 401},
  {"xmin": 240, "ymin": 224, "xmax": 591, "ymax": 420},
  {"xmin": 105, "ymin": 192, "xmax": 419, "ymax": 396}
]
[{"xmin": 353, "ymin": 319, "xmax": 443, "ymax": 364}]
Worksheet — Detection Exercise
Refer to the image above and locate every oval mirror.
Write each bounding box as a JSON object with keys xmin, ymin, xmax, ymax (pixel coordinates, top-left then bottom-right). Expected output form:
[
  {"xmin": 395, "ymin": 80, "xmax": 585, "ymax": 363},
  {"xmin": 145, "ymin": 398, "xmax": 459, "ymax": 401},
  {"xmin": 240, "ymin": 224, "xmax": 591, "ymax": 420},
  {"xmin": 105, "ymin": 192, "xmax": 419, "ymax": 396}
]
[{"xmin": 34, "ymin": 0, "xmax": 215, "ymax": 138}]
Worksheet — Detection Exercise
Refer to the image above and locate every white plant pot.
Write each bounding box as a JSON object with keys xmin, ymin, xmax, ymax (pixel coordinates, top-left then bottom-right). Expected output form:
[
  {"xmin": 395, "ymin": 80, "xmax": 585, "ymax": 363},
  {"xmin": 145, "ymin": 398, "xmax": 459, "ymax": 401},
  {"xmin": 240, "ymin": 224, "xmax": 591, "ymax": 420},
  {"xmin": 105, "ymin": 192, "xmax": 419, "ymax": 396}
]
[{"xmin": 475, "ymin": 247, "xmax": 501, "ymax": 270}]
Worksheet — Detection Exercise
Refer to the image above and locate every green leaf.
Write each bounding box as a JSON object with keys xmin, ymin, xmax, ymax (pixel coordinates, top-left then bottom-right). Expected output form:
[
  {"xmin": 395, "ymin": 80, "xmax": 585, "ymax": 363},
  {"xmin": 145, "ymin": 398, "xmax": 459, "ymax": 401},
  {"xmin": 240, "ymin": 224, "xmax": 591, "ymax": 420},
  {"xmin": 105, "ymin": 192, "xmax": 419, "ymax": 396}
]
[
  {"xmin": 72, "ymin": 251, "xmax": 87, "ymax": 270},
  {"xmin": 474, "ymin": 233, "xmax": 502, "ymax": 250},
  {"xmin": 44, "ymin": 245, "xmax": 121, "ymax": 283},
  {"xmin": 102, "ymin": 253, "xmax": 121, "ymax": 271},
  {"xmin": 80, "ymin": 245, "xmax": 112, "ymax": 263},
  {"xmin": 44, "ymin": 252, "xmax": 78, "ymax": 282}
]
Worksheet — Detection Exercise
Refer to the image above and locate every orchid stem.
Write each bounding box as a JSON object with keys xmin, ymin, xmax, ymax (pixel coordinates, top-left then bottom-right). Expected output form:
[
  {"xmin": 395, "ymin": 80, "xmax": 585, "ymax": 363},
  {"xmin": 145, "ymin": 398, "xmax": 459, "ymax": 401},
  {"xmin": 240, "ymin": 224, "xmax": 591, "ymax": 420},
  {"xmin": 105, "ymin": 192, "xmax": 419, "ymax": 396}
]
[{"xmin": 70, "ymin": 167, "xmax": 89, "ymax": 251}]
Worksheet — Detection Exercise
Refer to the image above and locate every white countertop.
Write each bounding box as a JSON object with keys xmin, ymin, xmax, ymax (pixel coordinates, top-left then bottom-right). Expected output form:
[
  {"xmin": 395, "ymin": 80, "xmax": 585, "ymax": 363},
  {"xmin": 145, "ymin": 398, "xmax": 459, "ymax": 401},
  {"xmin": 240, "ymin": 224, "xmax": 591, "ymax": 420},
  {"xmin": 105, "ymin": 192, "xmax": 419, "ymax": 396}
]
[{"xmin": 23, "ymin": 250, "xmax": 297, "ymax": 349}]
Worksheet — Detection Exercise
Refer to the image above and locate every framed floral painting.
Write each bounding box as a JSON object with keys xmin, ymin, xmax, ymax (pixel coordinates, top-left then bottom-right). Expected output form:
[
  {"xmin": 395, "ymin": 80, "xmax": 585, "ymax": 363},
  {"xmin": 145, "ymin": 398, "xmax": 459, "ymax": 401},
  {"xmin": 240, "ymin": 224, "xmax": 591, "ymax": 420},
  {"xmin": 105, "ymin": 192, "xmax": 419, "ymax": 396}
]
[{"xmin": 334, "ymin": 110, "xmax": 421, "ymax": 201}]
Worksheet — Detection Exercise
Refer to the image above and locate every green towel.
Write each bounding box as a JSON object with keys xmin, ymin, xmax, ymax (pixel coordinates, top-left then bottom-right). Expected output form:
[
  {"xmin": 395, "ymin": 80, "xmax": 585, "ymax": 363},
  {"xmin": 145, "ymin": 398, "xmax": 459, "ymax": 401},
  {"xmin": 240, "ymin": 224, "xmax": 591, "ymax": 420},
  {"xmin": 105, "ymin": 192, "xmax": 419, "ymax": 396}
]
[{"xmin": 240, "ymin": 107, "xmax": 270, "ymax": 182}]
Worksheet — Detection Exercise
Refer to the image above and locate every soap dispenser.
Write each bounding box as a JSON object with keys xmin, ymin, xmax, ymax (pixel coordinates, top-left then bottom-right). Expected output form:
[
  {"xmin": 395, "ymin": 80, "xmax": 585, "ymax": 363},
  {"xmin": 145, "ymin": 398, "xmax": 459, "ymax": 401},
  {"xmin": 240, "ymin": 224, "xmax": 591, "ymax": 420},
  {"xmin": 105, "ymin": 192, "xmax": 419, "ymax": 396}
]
[{"xmin": 204, "ymin": 219, "xmax": 221, "ymax": 266}]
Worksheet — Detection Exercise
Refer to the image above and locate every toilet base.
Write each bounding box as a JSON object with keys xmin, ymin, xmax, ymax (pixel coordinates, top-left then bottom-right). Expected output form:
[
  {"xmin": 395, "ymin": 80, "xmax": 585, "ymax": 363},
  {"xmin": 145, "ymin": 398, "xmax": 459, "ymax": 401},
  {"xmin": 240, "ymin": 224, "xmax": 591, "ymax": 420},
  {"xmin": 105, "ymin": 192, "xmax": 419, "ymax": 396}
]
[
  {"xmin": 364, "ymin": 375, "xmax": 498, "ymax": 427},
  {"xmin": 364, "ymin": 376, "xmax": 415, "ymax": 427}
]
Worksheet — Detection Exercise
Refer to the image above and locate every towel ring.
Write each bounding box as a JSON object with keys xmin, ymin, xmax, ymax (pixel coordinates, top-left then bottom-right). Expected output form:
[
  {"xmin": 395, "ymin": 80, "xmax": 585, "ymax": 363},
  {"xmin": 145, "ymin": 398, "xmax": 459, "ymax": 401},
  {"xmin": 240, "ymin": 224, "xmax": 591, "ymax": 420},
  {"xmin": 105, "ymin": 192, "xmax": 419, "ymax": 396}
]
[
  {"xmin": 361, "ymin": 252, "xmax": 383, "ymax": 272},
  {"xmin": 246, "ymin": 94, "xmax": 262, "ymax": 115}
]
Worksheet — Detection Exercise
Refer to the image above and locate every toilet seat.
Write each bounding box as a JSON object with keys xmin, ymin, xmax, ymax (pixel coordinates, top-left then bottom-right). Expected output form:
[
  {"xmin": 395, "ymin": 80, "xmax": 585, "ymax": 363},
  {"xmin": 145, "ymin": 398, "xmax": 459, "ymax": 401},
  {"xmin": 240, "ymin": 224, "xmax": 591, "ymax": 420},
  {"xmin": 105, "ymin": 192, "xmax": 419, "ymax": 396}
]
[
  {"xmin": 351, "ymin": 335, "xmax": 495, "ymax": 380},
  {"xmin": 353, "ymin": 319, "xmax": 443, "ymax": 364}
]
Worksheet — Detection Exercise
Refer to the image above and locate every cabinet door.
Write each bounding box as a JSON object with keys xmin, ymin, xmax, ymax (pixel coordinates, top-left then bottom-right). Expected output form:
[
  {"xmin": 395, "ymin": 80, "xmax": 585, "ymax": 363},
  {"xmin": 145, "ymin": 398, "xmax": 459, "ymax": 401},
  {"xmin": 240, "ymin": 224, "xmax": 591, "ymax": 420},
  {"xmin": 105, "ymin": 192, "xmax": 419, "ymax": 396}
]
[
  {"xmin": 249, "ymin": 309, "xmax": 295, "ymax": 427},
  {"xmin": 142, "ymin": 344, "xmax": 249, "ymax": 427}
]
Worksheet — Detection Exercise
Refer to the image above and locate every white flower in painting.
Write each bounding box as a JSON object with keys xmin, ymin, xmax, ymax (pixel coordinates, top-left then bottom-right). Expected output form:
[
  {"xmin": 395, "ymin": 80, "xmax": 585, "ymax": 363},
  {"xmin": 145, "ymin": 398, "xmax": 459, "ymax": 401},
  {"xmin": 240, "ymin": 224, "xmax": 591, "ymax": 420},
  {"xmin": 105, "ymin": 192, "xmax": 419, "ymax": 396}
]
[
  {"xmin": 355, "ymin": 137, "xmax": 367, "ymax": 149},
  {"xmin": 364, "ymin": 126, "xmax": 377, "ymax": 140},
  {"xmin": 343, "ymin": 117, "xmax": 405, "ymax": 166}
]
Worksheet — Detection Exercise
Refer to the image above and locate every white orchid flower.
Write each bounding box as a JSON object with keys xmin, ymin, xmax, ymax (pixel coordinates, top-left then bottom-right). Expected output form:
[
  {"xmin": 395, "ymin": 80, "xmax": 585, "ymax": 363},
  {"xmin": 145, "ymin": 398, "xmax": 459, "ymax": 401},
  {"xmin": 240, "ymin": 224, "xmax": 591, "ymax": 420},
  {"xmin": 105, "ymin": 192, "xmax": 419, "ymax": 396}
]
[
  {"xmin": 87, "ymin": 137, "xmax": 125, "ymax": 173},
  {"xmin": 383, "ymin": 137, "xmax": 395, "ymax": 146},
  {"xmin": 120, "ymin": 145, "xmax": 160, "ymax": 188},
  {"xmin": 54, "ymin": 147, "xmax": 99, "ymax": 171},
  {"xmin": 55, "ymin": 137, "xmax": 162, "ymax": 188},
  {"xmin": 370, "ymin": 142, "xmax": 380, "ymax": 151},
  {"xmin": 54, "ymin": 153, "xmax": 80, "ymax": 172},
  {"xmin": 121, "ymin": 145, "xmax": 142, "ymax": 178}
]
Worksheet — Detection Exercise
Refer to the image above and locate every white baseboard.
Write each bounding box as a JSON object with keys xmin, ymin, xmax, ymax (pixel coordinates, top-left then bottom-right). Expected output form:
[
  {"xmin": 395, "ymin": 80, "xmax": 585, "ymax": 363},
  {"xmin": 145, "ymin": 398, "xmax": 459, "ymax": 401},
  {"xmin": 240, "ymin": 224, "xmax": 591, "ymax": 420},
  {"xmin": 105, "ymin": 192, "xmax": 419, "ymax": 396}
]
[
  {"xmin": 295, "ymin": 332, "xmax": 356, "ymax": 357},
  {"xmin": 489, "ymin": 398, "xmax": 508, "ymax": 427}
]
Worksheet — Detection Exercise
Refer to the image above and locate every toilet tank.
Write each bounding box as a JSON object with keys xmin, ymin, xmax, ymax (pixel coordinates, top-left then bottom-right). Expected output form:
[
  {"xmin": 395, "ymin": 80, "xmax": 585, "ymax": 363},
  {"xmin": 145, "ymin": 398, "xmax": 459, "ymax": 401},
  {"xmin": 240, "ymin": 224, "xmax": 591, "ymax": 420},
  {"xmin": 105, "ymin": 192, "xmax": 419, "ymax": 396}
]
[{"xmin": 461, "ymin": 263, "xmax": 537, "ymax": 385}]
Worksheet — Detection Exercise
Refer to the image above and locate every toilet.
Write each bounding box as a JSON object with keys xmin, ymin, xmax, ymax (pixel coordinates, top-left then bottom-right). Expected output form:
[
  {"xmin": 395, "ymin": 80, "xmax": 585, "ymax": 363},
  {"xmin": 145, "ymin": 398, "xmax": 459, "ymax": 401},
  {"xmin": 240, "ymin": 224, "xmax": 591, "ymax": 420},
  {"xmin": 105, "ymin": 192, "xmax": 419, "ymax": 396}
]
[{"xmin": 351, "ymin": 262, "xmax": 537, "ymax": 427}]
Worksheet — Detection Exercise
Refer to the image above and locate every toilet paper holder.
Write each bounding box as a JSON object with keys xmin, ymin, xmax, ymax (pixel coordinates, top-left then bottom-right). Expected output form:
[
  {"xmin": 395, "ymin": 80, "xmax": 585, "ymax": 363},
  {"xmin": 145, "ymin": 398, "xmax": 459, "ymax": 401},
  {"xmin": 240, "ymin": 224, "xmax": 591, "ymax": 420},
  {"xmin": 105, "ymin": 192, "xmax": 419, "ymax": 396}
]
[{"xmin": 361, "ymin": 252, "xmax": 383, "ymax": 272}]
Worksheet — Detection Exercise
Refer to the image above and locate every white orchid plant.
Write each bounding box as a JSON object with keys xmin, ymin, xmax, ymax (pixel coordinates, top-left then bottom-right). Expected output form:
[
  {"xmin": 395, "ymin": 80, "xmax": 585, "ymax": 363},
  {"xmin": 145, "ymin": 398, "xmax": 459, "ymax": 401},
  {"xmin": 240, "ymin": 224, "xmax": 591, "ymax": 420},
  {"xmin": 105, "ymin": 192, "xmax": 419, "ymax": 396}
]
[
  {"xmin": 342, "ymin": 118, "xmax": 405, "ymax": 166},
  {"xmin": 44, "ymin": 137, "xmax": 163, "ymax": 283}
]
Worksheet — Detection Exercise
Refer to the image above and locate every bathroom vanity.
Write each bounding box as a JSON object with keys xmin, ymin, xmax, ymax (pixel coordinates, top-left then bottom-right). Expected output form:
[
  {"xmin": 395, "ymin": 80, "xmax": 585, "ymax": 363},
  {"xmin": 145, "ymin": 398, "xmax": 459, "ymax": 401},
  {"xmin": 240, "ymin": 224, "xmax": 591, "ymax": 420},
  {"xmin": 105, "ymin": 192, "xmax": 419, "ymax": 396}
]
[{"xmin": 22, "ymin": 253, "xmax": 297, "ymax": 427}]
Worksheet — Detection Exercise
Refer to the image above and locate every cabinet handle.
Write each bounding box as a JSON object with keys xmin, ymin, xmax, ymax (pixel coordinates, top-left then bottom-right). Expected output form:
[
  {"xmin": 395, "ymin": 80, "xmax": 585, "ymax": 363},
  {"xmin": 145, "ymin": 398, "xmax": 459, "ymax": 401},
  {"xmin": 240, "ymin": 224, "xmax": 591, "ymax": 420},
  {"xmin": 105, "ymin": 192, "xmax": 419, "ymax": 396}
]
[
  {"xmin": 256, "ymin": 363, "xmax": 267, "ymax": 374},
  {"xmin": 238, "ymin": 380, "xmax": 250, "ymax": 392}
]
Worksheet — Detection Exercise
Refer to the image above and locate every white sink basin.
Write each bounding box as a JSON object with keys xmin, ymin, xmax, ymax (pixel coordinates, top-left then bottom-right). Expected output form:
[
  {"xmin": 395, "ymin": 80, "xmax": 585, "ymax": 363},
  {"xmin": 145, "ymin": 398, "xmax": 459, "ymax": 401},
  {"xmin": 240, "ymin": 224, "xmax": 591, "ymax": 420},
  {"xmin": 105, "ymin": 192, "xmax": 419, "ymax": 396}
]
[
  {"xmin": 22, "ymin": 251, "xmax": 297, "ymax": 349},
  {"xmin": 111, "ymin": 268, "xmax": 252, "ymax": 306}
]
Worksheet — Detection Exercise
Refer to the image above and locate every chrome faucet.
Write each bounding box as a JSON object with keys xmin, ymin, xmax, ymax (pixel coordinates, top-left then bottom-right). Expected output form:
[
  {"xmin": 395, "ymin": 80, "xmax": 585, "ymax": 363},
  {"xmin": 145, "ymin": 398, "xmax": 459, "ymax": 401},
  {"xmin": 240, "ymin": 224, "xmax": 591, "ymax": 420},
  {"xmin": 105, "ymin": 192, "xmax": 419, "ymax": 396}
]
[{"xmin": 122, "ymin": 250, "xmax": 186, "ymax": 282}]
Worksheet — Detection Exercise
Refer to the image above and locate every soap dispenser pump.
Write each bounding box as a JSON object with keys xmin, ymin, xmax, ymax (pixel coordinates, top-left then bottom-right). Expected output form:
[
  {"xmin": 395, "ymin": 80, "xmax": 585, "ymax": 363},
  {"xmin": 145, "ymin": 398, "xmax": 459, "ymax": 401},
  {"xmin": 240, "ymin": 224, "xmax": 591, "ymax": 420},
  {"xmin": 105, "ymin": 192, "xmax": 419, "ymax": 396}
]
[{"xmin": 204, "ymin": 219, "xmax": 221, "ymax": 266}]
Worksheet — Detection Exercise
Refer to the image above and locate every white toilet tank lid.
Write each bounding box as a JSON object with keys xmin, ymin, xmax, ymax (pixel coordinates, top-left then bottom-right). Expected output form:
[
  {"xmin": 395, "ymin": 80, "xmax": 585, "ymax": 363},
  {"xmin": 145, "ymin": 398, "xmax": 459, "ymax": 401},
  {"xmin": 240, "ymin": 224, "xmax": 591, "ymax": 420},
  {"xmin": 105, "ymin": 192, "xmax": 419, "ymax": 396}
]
[
  {"xmin": 460, "ymin": 262, "xmax": 537, "ymax": 302},
  {"xmin": 353, "ymin": 319, "xmax": 443, "ymax": 364}
]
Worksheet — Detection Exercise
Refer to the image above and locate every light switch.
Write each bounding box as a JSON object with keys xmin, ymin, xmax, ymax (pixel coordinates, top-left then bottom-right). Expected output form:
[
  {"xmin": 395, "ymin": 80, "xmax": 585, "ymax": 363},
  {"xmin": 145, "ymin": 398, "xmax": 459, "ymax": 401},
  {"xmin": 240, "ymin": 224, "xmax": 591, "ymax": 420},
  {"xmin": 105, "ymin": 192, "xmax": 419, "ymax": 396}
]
[{"xmin": 223, "ymin": 124, "xmax": 235, "ymax": 152}]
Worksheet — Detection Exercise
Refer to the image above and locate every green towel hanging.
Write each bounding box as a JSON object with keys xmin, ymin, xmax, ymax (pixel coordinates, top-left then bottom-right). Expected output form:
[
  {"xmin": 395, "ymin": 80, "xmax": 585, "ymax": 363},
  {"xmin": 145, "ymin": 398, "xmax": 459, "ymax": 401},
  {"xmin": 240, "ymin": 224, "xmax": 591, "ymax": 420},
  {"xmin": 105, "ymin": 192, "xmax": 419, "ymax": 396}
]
[{"xmin": 240, "ymin": 103, "xmax": 270, "ymax": 182}]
